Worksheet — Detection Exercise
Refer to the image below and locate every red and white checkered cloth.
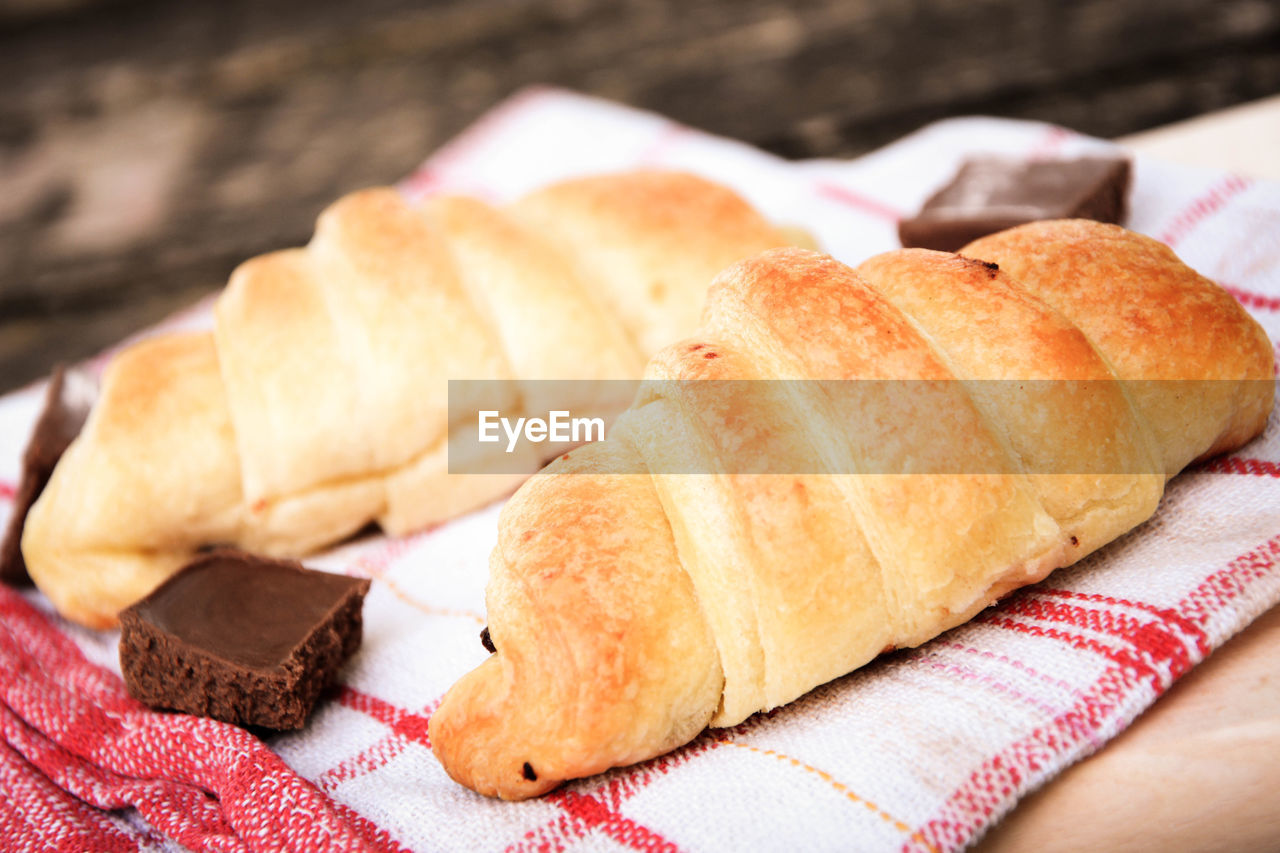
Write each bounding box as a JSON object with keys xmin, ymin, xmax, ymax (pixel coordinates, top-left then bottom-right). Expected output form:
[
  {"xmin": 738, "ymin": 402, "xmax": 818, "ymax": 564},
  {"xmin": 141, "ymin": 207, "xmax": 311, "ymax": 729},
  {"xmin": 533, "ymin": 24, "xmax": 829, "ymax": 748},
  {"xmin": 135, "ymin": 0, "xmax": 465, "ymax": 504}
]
[{"xmin": 1, "ymin": 87, "xmax": 1278, "ymax": 852}]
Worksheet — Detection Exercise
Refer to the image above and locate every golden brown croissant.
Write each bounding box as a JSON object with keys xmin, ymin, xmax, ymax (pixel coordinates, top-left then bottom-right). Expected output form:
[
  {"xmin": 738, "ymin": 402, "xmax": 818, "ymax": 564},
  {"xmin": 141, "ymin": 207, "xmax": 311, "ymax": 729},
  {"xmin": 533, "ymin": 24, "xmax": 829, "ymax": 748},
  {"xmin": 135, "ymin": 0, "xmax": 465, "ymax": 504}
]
[
  {"xmin": 23, "ymin": 171, "xmax": 798, "ymax": 628},
  {"xmin": 428, "ymin": 220, "xmax": 1274, "ymax": 800}
]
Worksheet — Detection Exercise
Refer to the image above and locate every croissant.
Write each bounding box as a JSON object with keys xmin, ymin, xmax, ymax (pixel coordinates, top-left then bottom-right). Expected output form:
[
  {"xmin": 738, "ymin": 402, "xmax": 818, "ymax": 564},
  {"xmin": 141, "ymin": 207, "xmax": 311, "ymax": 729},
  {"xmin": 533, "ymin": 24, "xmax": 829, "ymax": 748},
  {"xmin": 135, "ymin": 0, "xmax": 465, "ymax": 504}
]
[
  {"xmin": 428, "ymin": 220, "xmax": 1275, "ymax": 800},
  {"xmin": 22, "ymin": 171, "xmax": 799, "ymax": 628}
]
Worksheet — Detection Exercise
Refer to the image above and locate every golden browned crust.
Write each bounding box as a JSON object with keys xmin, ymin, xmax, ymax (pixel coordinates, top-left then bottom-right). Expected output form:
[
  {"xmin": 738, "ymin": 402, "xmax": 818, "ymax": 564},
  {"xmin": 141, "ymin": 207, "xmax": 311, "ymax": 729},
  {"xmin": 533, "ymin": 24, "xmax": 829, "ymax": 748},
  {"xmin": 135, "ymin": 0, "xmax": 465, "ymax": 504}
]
[
  {"xmin": 23, "ymin": 172, "xmax": 799, "ymax": 628},
  {"xmin": 962, "ymin": 220, "xmax": 1275, "ymax": 471},
  {"xmin": 429, "ymin": 440, "xmax": 723, "ymax": 799},
  {"xmin": 22, "ymin": 333, "xmax": 242, "ymax": 628},
  {"xmin": 511, "ymin": 170, "xmax": 797, "ymax": 356},
  {"xmin": 431, "ymin": 222, "xmax": 1274, "ymax": 800}
]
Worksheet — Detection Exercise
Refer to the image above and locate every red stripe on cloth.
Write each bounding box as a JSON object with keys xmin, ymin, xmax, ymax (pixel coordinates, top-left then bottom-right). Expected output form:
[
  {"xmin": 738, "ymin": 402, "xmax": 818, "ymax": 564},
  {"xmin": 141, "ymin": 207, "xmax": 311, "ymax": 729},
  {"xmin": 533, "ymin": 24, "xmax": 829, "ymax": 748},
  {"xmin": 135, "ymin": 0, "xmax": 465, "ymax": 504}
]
[
  {"xmin": 594, "ymin": 710, "xmax": 788, "ymax": 809},
  {"xmin": 336, "ymin": 686, "xmax": 432, "ymax": 745},
  {"xmin": 992, "ymin": 595, "xmax": 1203, "ymax": 682},
  {"xmin": 509, "ymin": 711, "xmax": 792, "ymax": 852},
  {"xmin": 513, "ymin": 796, "xmax": 681, "ymax": 853},
  {"xmin": 1203, "ymin": 456, "xmax": 1280, "ymax": 478},
  {"xmin": 910, "ymin": 663, "xmax": 1138, "ymax": 852},
  {"xmin": 915, "ymin": 533, "xmax": 1280, "ymax": 851},
  {"xmin": 550, "ymin": 790, "xmax": 681, "ymax": 852},
  {"xmin": 979, "ymin": 613, "xmax": 1162, "ymax": 687},
  {"xmin": 0, "ymin": 700, "xmax": 242, "ymax": 851},
  {"xmin": 0, "ymin": 480, "xmax": 14, "ymax": 501},
  {"xmin": 0, "ymin": 594, "xmax": 139, "ymax": 717},
  {"xmin": 1158, "ymin": 173, "xmax": 1253, "ymax": 247},
  {"xmin": 1035, "ymin": 588, "xmax": 1211, "ymax": 656},
  {"xmin": 0, "ymin": 585, "xmax": 401, "ymax": 852},
  {"xmin": 318, "ymin": 688, "xmax": 438, "ymax": 792},
  {"xmin": 938, "ymin": 642, "xmax": 1084, "ymax": 698},
  {"xmin": 917, "ymin": 656, "xmax": 1061, "ymax": 717},
  {"xmin": 1223, "ymin": 284, "xmax": 1280, "ymax": 313},
  {"xmin": 508, "ymin": 732, "xmax": 728, "ymax": 851},
  {"xmin": 328, "ymin": 801, "xmax": 413, "ymax": 853},
  {"xmin": 1178, "ymin": 534, "xmax": 1280, "ymax": 626},
  {"xmin": 0, "ymin": 642, "xmax": 246, "ymax": 850},
  {"xmin": 814, "ymin": 181, "xmax": 903, "ymax": 221},
  {"xmin": 0, "ymin": 737, "xmax": 140, "ymax": 853},
  {"xmin": 917, "ymin": 598, "xmax": 1205, "ymax": 850},
  {"xmin": 319, "ymin": 733, "xmax": 416, "ymax": 794}
]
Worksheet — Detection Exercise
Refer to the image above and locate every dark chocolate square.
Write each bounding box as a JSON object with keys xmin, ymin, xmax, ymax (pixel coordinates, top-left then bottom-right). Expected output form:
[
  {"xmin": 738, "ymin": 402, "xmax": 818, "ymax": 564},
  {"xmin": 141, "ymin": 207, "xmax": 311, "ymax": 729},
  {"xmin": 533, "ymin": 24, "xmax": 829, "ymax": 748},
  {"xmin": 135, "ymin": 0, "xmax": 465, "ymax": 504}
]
[
  {"xmin": 898, "ymin": 155, "xmax": 1131, "ymax": 252},
  {"xmin": 119, "ymin": 550, "xmax": 370, "ymax": 730}
]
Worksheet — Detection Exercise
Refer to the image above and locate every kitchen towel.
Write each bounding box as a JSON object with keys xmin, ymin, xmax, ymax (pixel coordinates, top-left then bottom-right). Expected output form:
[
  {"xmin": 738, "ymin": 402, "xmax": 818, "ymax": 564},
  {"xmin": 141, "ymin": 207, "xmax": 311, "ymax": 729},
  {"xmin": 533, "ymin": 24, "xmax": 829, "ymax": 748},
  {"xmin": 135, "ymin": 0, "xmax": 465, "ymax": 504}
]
[{"xmin": 1, "ymin": 86, "xmax": 1278, "ymax": 852}]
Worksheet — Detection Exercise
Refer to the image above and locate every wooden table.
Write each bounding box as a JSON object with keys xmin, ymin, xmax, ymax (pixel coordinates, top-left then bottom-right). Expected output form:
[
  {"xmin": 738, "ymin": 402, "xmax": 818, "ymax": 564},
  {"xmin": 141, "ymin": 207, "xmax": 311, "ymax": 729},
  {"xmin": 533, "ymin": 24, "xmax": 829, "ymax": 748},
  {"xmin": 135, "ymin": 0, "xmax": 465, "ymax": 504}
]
[
  {"xmin": 1121, "ymin": 93, "xmax": 1280, "ymax": 180},
  {"xmin": 3, "ymin": 0, "xmax": 1280, "ymax": 394},
  {"xmin": 977, "ymin": 95, "xmax": 1280, "ymax": 852}
]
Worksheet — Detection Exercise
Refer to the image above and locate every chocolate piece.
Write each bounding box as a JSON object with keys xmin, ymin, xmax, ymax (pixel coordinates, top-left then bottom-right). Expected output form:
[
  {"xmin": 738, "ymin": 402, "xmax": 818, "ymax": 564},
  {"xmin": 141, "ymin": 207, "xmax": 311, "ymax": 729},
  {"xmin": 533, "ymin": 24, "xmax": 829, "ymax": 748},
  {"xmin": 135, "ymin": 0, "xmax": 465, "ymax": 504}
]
[
  {"xmin": 898, "ymin": 155, "xmax": 1131, "ymax": 252},
  {"xmin": 119, "ymin": 550, "xmax": 370, "ymax": 730},
  {"xmin": 1, "ymin": 365, "xmax": 97, "ymax": 585}
]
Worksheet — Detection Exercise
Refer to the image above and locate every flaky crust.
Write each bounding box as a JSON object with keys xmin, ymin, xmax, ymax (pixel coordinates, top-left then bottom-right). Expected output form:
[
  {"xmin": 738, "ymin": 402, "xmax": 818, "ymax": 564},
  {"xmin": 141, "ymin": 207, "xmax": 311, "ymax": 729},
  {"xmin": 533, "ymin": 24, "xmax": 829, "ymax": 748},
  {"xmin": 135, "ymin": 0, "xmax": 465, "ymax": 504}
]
[
  {"xmin": 429, "ymin": 221, "xmax": 1274, "ymax": 800},
  {"xmin": 961, "ymin": 221, "xmax": 1274, "ymax": 470},
  {"xmin": 23, "ymin": 171, "xmax": 796, "ymax": 628}
]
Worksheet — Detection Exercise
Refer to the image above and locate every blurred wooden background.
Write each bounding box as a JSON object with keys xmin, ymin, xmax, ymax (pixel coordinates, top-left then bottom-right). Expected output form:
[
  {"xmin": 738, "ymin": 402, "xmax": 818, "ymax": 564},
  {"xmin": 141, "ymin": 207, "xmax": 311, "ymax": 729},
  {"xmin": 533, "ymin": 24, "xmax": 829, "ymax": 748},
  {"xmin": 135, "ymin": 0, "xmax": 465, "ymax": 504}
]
[{"xmin": 2, "ymin": 0, "xmax": 1279, "ymax": 392}]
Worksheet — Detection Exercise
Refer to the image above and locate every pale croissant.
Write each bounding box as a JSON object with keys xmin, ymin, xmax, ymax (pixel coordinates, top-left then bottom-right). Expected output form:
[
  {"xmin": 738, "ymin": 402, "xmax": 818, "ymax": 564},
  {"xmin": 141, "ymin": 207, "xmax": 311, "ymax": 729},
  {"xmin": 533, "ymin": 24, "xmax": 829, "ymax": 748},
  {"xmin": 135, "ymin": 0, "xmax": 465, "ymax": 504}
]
[
  {"xmin": 428, "ymin": 220, "xmax": 1274, "ymax": 800},
  {"xmin": 23, "ymin": 171, "xmax": 799, "ymax": 628}
]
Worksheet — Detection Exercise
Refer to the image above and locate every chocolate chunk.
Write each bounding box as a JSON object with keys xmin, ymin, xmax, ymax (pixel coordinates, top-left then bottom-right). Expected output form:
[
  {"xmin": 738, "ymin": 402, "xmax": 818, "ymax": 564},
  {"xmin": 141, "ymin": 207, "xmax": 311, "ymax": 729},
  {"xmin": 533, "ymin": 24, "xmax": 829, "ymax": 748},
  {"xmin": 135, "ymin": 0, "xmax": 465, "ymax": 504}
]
[
  {"xmin": 1, "ymin": 365, "xmax": 97, "ymax": 586},
  {"xmin": 119, "ymin": 550, "xmax": 370, "ymax": 730},
  {"xmin": 898, "ymin": 155, "xmax": 1131, "ymax": 252},
  {"xmin": 480, "ymin": 625, "xmax": 496, "ymax": 653}
]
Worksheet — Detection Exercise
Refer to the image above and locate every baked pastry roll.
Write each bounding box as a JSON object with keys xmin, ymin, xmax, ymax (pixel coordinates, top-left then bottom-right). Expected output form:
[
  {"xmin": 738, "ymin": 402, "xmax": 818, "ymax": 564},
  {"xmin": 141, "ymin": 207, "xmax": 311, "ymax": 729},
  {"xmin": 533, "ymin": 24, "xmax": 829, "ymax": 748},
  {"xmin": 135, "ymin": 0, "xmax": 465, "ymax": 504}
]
[
  {"xmin": 429, "ymin": 220, "xmax": 1274, "ymax": 800},
  {"xmin": 23, "ymin": 172, "xmax": 798, "ymax": 628}
]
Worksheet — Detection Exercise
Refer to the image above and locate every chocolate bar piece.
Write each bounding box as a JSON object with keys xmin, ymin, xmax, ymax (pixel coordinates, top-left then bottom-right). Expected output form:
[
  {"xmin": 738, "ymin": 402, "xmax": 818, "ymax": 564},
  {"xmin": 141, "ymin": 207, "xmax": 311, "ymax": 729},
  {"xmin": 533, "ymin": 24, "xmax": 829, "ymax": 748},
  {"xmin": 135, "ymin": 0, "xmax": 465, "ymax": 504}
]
[
  {"xmin": 119, "ymin": 551, "xmax": 370, "ymax": 730},
  {"xmin": 1, "ymin": 365, "xmax": 97, "ymax": 585},
  {"xmin": 898, "ymin": 155, "xmax": 1131, "ymax": 252}
]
